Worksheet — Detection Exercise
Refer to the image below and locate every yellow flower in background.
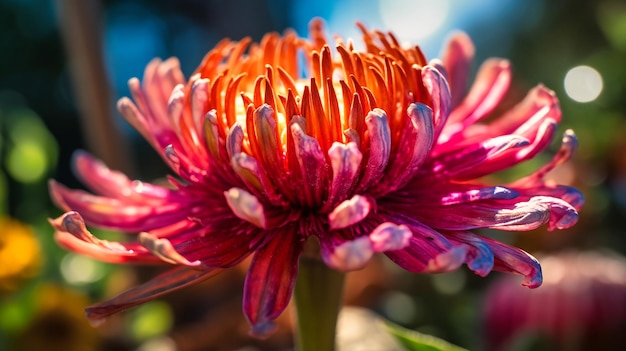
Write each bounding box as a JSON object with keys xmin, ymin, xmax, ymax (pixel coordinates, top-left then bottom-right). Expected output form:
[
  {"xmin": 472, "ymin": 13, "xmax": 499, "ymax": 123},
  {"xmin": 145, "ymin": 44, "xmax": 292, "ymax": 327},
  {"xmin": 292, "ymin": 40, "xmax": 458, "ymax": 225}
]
[
  {"xmin": 13, "ymin": 284, "xmax": 101, "ymax": 351},
  {"xmin": 0, "ymin": 217, "xmax": 41, "ymax": 294}
]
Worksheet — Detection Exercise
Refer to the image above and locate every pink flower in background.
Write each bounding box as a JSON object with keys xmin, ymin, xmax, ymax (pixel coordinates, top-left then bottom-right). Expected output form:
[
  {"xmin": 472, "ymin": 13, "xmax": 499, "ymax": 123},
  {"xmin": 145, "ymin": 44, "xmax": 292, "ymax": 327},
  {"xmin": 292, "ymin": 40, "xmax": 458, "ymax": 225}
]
[
  {"xmin": 483, "ymin": 251, "xmax": 626, "ymax": 351},
  {"xmin": 49, "ymin": 19, "xmax": 582, "ymax": 336}
]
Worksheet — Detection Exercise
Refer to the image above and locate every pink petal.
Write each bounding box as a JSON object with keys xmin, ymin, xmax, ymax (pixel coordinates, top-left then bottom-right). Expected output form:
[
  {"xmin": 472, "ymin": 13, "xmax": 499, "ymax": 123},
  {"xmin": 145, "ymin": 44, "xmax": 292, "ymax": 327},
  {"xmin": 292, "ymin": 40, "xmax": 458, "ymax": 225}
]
[
  {"xmin": 243, "ymin": 226, "xmax": 303, "ymax": 338},
  {"xmin": 441, "ymin": 31, "xmax": 475, "ymax": 108},
  {"xmin": 383, "ymin": 215, "xmax": 468, "ymax": 273},
  {"xmin": 422, "ymin": 65, "xmax": 452, "ymax": 139},
  {"xmin": 479, "ymin": 235, "xmax": 543, "ymax": 288},
  {"xmin": 390, "ymin": 182, "xmax": 519, "ymax": 206},
  {"xmin": 369, "ymin": 222, "xmax": 412, "ymax": 252},
  {"xmin": 322, "ymin": 236, "xmax": 374, "ymax": 271},
  {"xmin": 326, "ymin": 142, "xmax": 363, "ymax": 208},
  {"xmin": 139, "ymin": 232, "xmax": 201, "ymax": 266},
  {"xmin": 447, "ymin": 59, "xmax": 511, "ymax": 127},
  {"xmin": 71, "ymin": 151, "xmax": 183, "ymax": 204},
  {"xmin": 375, "ymin": 103, "xmax": 434, "ymax": 194},
  {"xmin": 445, "ymin": 231, "xmax": 494, "ymax": 277},
  {"xmin": 174, "ymin": 223, "xmax": 262, "ymax": 268},
  {"xmin": 50, "ymin": 180, "xmax": 197, "ymax": 232},
  {"xmin": 290, "ymin": 122, "xmax": 327, "ymax": 207},
  {"xmin": 224, "ymin": 188, "xmax": 267, "ymax": 229},
  {"xmin": 430, "ymin": 135, "xmax": 530, "ymax": 177},
  {"xmin": 355, "ymin": 109, "xmax": 391, "ymax": 193},
  {"xmin": 408, "ymin": 199, "xmax": 551, "ymax": 232},
  {"xmin": 511, "ymin": 129, "xmax": 578, "ymax": 187},
  {"xmin": 86, "ymin": 266, "xmax": 221, "ymax": 326},
  {"xmin": 490, "ymin": 85, "xmax": 561, "ymax": 134},
  {"xmin": 328, "ymin": 195, "xmax": 372, "ymax": 230}
]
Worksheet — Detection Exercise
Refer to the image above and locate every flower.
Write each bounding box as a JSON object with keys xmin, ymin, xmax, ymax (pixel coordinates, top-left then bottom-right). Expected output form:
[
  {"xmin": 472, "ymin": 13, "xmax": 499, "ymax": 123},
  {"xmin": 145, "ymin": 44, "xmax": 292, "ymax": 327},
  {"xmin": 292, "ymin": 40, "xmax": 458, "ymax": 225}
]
[
  {"xmin": 483, "ymin": 251, "xmax": 626, "ymax": 351},
  {"xmin": 0, "ymin": 216, "xmax": 41, "ymax": 294},
  {"xmin": 49, "ymin": 19, "xmax": 583, "ymax": 336},
  {"xmin": 13, "ymin": 284, "xmax": 101, "ymax": 351}
]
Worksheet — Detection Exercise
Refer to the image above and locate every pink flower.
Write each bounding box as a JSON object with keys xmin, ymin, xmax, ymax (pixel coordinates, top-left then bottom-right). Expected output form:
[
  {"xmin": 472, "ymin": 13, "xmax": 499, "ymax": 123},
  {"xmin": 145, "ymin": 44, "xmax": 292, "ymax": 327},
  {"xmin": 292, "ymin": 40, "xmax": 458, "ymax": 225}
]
[
  {"xmin": 49, "ymin": 20, "xmax": 582, "ymax": 336},
  {"xmin": 483, "ymin": 251, "xmax": 626, "ymax": 351}
]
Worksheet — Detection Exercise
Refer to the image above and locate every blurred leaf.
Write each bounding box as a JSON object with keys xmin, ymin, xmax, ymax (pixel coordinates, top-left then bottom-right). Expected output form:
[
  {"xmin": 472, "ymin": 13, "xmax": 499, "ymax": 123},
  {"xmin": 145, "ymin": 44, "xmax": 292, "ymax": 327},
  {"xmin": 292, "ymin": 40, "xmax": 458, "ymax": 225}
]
[
  {"xmin": 597, "ymin": 2, "xmax": 626, "ymax": 51},
  {"xmin": 385, "ymin": 320, "xmax": 468, "ymax": 351},
  {"xmin": 0, "ymin": 282, "xmax": 38, "ymax": 333},
  {"xmin": 130, "ymin": 300, "xmax": 173, "ymax": 341}
]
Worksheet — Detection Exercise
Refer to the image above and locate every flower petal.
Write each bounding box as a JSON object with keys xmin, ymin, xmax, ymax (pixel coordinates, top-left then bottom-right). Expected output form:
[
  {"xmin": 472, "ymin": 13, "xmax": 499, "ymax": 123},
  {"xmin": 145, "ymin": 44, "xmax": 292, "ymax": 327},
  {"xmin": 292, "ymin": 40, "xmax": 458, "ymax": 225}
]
[
  {"xmin": 173, "ymin": 223, "xmax": 263, "ymax": 268},
  {"xmin": 243, "ymin": 226, "xmax": 303, "ymax": 338},
  {"xmin": 441, "ymin": 31, "xmax": 475, "ymax": 108},
  {"xmin": 445, "ymin": 231, "xmax": 494, "ymax": 277},
  {"xmin": 328, "ymin": 195, "xmax": 372, "ymax": 230},
  {"xmin": 49, "ymin": 211, "xmax": 160, "ymax": 264},
  {"xmin": 447, "ymin": 59, "xmax": 511, "ymax": 127},
  {"xmin": 86, "ymin": 266, "xmax": 221, "ymax": 326},
  {"xmin": 290, "ymin": 121, "xmax": 327, "ymax": 207},
  {"xmin": 369, "ymin": 222, "xmax": 412, "ymax": 252},
  {"xmin": 138, "ymin": 232, "xmax": 201, "ymax": 266},
  {"xmin": 422, "ymin": 65, "xmax": 452, "ymax": 138},
  {"xmin": 375, "ymin": 103, "xmax": 434, "ymax": 194},
  {"xmin": 383, "ymin": 216, "xmax": 468, "ymax": 273},
  {"xmin": 71, "ymin": 151, "xmax": 183, "ymax": 204},
  {"xmin": 224, "ymin": 188, "xmax": 267, "ymax": 229},
  {"xmin": 355, "ymin": 109, "xmax": 391, "ymax": 192},
  {"xmin": 50, "ymin": 180, "xmax": 196, "ymax": 232},
  {"xmin": 326, "ymin": 141, "xmax": 363, "ymax": 207},
  {"xmin": 322, "ymin": 236, "xmax": 374, "ymax": 271},
  {"xmin": 480, "ymin": 235, "xmax": 543, "ymax": 288}
]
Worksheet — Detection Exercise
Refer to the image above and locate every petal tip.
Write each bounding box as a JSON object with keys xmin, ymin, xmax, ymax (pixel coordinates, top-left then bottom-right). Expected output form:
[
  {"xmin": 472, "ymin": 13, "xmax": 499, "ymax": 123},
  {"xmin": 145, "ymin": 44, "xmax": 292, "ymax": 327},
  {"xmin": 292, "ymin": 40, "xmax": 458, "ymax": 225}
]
[{"xmin": 249, "ymin": 321, "xmax": 277, "ymax": 339}]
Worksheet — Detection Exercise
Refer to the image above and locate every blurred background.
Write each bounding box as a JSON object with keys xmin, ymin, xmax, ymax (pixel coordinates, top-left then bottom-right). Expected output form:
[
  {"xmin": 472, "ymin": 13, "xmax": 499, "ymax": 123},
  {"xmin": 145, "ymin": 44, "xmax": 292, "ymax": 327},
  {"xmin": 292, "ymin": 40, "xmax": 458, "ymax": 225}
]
[{"xmin": 1, "ymin": 0, "xmax": 625, "ymax": 350}]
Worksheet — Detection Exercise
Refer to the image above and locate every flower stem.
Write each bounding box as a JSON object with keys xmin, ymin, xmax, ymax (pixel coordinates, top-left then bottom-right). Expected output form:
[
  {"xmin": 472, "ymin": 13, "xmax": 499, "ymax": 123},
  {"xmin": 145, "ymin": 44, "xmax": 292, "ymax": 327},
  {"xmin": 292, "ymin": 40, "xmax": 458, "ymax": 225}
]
[{"xmin": 294, "ymin": 255, "xmax": 345, "ymax": 351}]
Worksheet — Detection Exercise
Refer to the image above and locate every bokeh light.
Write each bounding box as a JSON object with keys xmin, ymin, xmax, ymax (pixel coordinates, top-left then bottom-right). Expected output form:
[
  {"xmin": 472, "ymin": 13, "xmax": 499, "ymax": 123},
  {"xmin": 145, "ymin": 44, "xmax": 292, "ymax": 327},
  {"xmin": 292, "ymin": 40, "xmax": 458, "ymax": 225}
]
[
  {"xmin": 378, "ymin": 0, "xmax": 451, "ymax": 43},
  {"xmin": 60, "ymin": 253, "xmax": 106, "ymax": 285},
  {"xmin": 564, "ymin": 65, "xmax": 603, "ymax": 103}
]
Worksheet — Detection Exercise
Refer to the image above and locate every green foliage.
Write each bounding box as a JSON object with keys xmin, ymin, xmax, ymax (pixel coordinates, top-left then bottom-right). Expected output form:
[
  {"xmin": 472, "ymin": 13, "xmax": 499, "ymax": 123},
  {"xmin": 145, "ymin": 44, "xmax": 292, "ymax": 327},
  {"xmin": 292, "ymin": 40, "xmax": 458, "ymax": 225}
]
[{"xmin": 385, "ymin": 319, "xmax": 469, "ymax": 351}]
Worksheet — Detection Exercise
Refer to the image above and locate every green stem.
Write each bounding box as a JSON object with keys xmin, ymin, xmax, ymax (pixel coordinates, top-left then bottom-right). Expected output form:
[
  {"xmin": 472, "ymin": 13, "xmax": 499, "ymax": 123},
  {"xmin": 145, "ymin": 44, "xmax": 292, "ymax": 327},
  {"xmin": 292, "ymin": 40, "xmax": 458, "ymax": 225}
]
[{"xmin": 294, "ymin": 255, "xmax": 345, "ymax": 351}]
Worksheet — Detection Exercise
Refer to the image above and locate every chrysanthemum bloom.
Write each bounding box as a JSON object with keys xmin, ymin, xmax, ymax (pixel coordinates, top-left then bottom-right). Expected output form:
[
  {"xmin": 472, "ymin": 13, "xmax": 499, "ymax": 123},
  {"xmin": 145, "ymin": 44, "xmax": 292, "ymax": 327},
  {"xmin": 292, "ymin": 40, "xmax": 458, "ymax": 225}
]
[
  {"xmin": 49, "ymin": 19, "xmax": 583, "ymax": 336},
  {"xmin": 483, "ymin": 251, "xmax": 626, "ymax": 351}
]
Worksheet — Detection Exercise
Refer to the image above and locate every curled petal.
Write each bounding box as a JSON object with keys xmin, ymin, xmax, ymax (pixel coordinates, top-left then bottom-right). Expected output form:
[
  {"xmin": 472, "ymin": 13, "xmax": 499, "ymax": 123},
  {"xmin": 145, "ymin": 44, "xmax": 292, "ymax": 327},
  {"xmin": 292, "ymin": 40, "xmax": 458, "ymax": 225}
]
[
  {"xmin": 481, "ymin": 236, "xmax": 543, "ymax": 288},
  {"xmin": 355, "ymin": 109, "xmax": 391, "ymax": 192},
  {"xmin": 86, "ymin": 266, "xmax": 221, "ymax": 326},
  {"xmin": 384, "ymin": 217, "xmax": 468, "ymax": 273},
  {"xmin": 446, "ymin": 231, "xmax": 495, "ymax": 277},
  {"xmin": 513, "ymin": 129, "xmax": 578, "ymax": 187},
  {"xmin": 328, "ymin": 195, "xmax": 372, "ymax": 230},
  {"xmin": 377, "ymin": 103, "xmax": 434, "ymax": 194},
  {"xmin": 397, "ymin": 196, "xmax": 575, "ymax": 232},
  {"xmin": 190, "ymin": 78, "xmax": 210, "ymax": 138},
  {"xmin": 226, "ymin": 123, "xmax": 245, "ymax": 159},
  {"xmin": 369, "ymin": 222, "xmax": 412, "ymax": 252},
  {"xmin": 326, "ymin": 141, "xmax": 363, "ymax": 207},
  {"xmin": 139, "ymin": 232, "xmax": 201, "ymax": 266},
  {"xmin": 422, "ymin": 65, "xmax": 452, "ymax": 138},
  {"xmin": 224, "ymin": 188, "xmax": 266, "ymax": 229},
  {"xmin": 243, "ymin": 226, "xmax": 302, "ymax": 338},
  {"xmin": 49, "ymin": 211, "xmax": 159, "ymax": 264},
  {"xmin": 322, "ymin": 236, "xmax": 374, "ymax": 271}
]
